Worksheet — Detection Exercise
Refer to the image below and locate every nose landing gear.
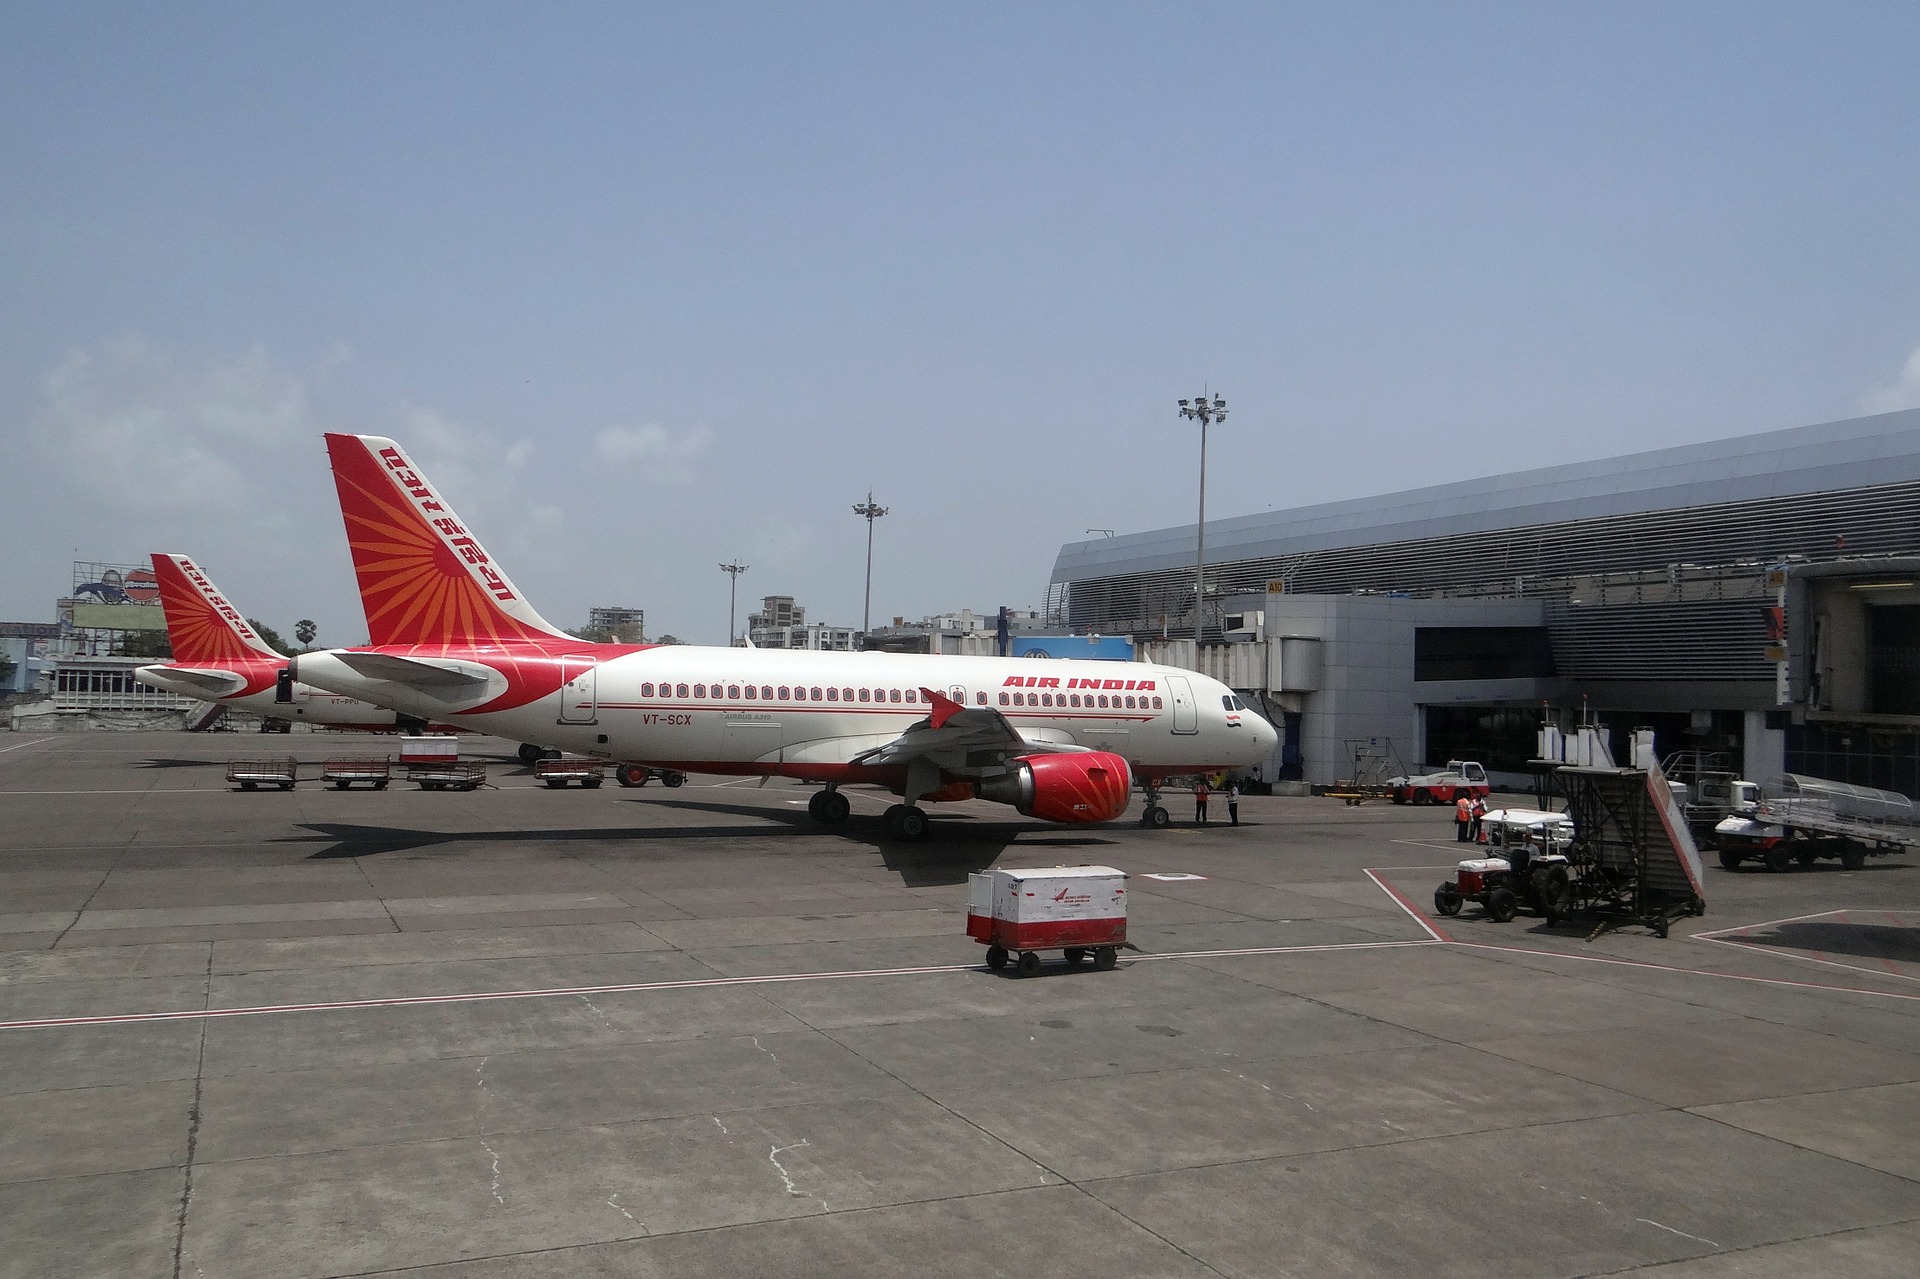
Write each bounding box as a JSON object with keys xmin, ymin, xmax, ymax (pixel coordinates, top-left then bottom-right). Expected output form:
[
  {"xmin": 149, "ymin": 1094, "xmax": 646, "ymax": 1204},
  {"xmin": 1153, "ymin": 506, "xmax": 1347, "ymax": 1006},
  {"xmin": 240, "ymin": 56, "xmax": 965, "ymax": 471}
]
[{"xmin": 1139, "ymin": 781, "xmax": 1171, "ymax": 829}]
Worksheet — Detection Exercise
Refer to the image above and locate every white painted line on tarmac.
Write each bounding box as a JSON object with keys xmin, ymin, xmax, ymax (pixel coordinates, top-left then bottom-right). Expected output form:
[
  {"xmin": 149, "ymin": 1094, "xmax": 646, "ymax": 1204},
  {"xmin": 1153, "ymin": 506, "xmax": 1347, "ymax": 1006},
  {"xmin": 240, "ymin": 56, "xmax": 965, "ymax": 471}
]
[
  {"xmin": 1445, "ymin": 938, "xmax": 1920, "ymax": 1003},
  {"xmin": 0, "ymin": 938, "xmax": 1435, "ymax": 1033},
  {"xmin": 1362, "ymin": 866, "xmax": 1450, "ymax": 943},
  {"xmin": 1690, "ymin": 910, "xmax": 1920, "ymax": 987},
  {"xmin": 0, "ymin": 737, "xmax": 55, "ymax": 757}
]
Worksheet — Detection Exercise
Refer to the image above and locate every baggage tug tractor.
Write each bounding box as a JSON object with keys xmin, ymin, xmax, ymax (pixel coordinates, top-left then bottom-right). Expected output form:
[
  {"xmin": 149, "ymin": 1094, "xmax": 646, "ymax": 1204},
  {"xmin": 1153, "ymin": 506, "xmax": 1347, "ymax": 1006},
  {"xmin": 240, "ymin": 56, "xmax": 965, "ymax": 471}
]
[{"xmin": 1435, "ymin": 840, "xmax": 1573, "ymax": 922}]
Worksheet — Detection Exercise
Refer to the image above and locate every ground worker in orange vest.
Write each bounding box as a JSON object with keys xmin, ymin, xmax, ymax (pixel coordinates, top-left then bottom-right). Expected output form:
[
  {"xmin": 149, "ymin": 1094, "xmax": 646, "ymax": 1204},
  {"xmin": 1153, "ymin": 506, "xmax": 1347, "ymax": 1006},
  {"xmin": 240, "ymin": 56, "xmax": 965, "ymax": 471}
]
[{"xmin": 1455, "ymin": 793, "xmax": 1473, "ymax": 842}]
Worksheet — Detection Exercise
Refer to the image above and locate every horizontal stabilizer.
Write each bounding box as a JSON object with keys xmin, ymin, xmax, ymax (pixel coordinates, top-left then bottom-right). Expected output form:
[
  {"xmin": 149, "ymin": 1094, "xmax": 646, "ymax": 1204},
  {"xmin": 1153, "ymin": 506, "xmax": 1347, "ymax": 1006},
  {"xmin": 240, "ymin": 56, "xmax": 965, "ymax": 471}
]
[
  {"xmin": 332, "ymin": 651, "xmax": 489, "ymax": 689},
  {"xmin": 136, "ymin": 665, "xmax": 247, "ymax": 697}
]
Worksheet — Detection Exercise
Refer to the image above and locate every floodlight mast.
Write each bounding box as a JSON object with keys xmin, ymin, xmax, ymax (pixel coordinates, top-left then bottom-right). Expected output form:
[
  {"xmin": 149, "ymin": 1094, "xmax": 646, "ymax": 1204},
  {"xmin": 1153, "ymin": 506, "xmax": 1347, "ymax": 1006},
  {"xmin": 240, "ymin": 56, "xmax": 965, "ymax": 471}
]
[
  {"xmin": 720, "ymin": 560, "xmax": 749, "ymax": 646},
  {"xmin": 852, "ymin": 493, "xmax": 888, "ymax": 643},
  {"xmin": 1177, "ymin": 393, "xmax": 1227, "ymax": 649}
]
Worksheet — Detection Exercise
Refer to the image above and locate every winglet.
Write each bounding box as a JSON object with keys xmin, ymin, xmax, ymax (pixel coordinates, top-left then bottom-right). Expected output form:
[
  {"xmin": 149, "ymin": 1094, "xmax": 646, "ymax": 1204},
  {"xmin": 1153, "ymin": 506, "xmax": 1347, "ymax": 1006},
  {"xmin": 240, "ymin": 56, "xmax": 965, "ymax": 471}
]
[{"xmin": 921, "ymin": 687, "xmax": 965, "ymax": 729}]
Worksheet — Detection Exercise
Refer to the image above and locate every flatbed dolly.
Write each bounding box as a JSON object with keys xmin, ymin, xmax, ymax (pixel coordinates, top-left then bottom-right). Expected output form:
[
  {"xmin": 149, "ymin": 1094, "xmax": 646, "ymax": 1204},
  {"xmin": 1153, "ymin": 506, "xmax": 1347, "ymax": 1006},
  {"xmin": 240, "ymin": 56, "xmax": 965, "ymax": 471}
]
[
  {"xmin": 407, "ymin": 761, "xmax": 486, "ymax": 792},
  {"xmin": 227, "ymin": 758, "xmax": 298, "ymax": 791},
  {"xmin": 320, "ymin": 758, "xmax": 392, "ymax": 790},
  {"xmin": 534, "ymin": 756, "xmax": 605, "ymax": 788}
]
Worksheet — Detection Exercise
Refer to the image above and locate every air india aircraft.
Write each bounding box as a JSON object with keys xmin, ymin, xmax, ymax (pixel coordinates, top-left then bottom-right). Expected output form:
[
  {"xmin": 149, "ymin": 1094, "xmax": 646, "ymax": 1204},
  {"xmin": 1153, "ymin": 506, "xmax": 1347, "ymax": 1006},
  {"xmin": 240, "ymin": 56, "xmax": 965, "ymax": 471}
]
[
  {"xmin": 291, "ymin": 433, "xmax": 1277, "ymax": 837},
  {"xmin": 133, "ymin": 554, "xmax": 402, "ymax": 731}
]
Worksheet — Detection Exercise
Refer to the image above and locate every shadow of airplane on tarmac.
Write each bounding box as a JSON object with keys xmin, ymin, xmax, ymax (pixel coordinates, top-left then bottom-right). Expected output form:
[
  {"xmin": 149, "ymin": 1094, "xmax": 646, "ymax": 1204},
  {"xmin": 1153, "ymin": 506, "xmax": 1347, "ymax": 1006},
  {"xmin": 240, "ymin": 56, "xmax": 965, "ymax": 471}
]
[
  {"xmin": 285, "ymin": 791, "xmax": 1119, "ymax": 887},
  {"xmin": 136, "ymin": 758, "xmax": 226, "ymax": 769}
]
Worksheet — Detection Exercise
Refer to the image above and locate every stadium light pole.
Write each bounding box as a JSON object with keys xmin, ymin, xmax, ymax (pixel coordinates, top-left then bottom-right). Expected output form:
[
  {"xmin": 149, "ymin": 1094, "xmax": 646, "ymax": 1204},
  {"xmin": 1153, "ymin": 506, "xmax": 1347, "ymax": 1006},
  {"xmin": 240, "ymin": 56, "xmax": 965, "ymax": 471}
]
[
  {"xmin": 852, "ymin": 493, "xmax": 888, "ymax": 643},
  {"xmin": 1177, "ymin": 393, "xmax": 1227, "ymax": 649},
  {"xmin": 720, "ymin": 560, "xmax": 749, "ymax": 646}
]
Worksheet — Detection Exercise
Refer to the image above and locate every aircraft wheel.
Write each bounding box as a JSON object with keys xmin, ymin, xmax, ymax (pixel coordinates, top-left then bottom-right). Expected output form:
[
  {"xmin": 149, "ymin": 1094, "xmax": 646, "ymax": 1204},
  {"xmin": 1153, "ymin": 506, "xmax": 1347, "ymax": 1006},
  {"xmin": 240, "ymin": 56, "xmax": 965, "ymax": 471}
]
[
  {"xmin": 1093, "ymin": 946, "xmax": 1118, "ymax": 971},
  {"xmin": 1144, "ymin": 806, "xmax": 1171, "ymax": 829},
  {"xmin": 1486, "ymin": 887, "xmax": 1518, "ymax": 923},
  {"xmin": 1016, "ymin": 951, "xmax": 1042, "ymax": 978},
  {"xmin": 518, "ymin": 743, "xmax": 542, "ymax": 765},
  {"xmin": 661, "ymin": 771, "xmax": 685, "ymax": 788},
  {"xmin": 1433, "ymin": 884, "xmax": 1463, "ymax": 917},
  {"xmin": 808, "ymin": 790, "xmax": 830, "ymax": 821},
  {"xmin": 985, "ymin": 944, "xmax": 1008, "ymax": 970},
  {"xmin": 1718, "ymin": 848, "xmax": 1743, "ymax": 870},
  {"xmin": 897, "ymin": 806, "xmax": 928, "ymax": 840}
]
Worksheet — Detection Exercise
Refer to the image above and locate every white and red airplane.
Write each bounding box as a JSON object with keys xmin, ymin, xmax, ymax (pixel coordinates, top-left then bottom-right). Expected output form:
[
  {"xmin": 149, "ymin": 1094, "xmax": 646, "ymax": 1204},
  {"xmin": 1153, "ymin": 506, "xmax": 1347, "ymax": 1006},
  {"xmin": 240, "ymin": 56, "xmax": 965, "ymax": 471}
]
[
  {"xmin": 133, "ymin": 554, "xmax": 402, "ymax": 731},
  {"xmin": 291, "ymin": 433, "xmax": 1276, "ymax": 836}
]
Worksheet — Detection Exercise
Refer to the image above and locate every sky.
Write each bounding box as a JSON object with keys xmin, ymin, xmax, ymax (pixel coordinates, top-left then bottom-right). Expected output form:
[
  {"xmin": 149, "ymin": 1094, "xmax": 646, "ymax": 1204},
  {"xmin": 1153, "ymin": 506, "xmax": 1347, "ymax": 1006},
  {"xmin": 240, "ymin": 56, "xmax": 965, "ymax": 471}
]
[{"xmin": 3, "ymin": 2, "xmax": 1918, "ymax": 647}]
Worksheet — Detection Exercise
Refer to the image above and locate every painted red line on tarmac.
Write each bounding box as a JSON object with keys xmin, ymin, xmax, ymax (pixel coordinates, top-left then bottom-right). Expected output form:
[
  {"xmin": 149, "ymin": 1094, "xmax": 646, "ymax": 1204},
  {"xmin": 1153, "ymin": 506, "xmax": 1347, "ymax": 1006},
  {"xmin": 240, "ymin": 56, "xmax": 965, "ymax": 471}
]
[{"xmin": 1363, "ymin": 867, "xmax": 1452, "ymax": 943}]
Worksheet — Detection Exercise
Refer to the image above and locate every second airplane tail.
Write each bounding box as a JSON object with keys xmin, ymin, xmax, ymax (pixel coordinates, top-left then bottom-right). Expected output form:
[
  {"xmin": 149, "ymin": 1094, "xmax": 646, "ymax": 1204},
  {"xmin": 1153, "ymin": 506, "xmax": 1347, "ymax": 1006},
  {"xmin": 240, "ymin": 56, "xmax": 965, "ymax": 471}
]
[
  {"xmin": 324, "ymin": 433, "xmax": 571, "ymax": 649},
  {"xmin": 150, "ymin": 554, "xmax": 285, "ymax": 665}
]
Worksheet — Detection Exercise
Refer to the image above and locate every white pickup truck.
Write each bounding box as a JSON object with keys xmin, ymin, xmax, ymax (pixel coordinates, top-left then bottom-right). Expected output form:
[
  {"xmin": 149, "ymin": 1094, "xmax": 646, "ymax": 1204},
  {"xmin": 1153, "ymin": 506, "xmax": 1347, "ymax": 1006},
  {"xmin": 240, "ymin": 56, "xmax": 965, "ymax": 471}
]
[{"xmin": 1388, "ymin": 760, "xmax": 1490, "ymax": 806}]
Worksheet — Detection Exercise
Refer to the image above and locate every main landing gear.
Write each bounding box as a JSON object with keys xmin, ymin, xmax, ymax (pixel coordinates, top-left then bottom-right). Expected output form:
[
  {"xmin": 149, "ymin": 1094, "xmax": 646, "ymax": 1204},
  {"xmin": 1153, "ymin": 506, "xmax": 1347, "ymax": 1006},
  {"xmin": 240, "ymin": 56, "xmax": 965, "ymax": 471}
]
[
  {"xmin": 882, "ymin": 804, "xmax": 929, "ymax": 840},
  {"xmin": 1139, "ymin": 782, "xmax": 1171, "ymax": 829},
  {"xmin": 807, "ymin": 788, "xmax": 851, "ymax": 827}
]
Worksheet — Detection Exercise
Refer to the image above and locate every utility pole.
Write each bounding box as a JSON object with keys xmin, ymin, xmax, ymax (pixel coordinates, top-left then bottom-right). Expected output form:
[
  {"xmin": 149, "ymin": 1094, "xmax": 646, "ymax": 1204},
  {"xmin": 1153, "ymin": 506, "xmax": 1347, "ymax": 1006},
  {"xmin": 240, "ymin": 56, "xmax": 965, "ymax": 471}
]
[
  {"xmin": 1177, "ymin": 392, "xmax": 1227, "ymax": 649},
  {"xmin": 852, "ymin": 492, "xmax": 888, "ymax": 643},
  {"xmin": 719, "ymin": 560, "xmax": 749, "ymax": 646}
]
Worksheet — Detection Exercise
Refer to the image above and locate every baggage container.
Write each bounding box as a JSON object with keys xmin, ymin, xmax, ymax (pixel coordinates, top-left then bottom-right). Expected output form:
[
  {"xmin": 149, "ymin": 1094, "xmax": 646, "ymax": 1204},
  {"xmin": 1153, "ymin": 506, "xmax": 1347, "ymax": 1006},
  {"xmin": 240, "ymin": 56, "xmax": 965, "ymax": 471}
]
[
  {"xmin": 534, "ymin": 756, "xmax": 605, "ymax": 788},
  {"xmin": 966, "ymin": 865, "xmax": 1128, "ymax": 977},
  {"xmin": 398, "ymin": 735, "xmax": 460, "ymax": 765}
]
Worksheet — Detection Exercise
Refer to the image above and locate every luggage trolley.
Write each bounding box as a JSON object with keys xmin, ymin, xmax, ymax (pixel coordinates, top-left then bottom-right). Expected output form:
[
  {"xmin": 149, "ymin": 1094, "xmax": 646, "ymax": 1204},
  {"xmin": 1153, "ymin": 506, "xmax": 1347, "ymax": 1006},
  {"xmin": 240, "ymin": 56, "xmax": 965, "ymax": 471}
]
[{"xmin": 966, "ymin": 866, "xmax": 1131, "ymax": 977}]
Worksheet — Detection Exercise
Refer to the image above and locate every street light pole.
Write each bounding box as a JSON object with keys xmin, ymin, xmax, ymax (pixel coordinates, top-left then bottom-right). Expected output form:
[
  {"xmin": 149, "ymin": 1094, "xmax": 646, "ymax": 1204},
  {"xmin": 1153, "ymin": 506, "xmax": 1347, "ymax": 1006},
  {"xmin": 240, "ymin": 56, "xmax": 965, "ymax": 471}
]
[
  {"xmin": 852, "ymin": 492, "xmax": 888, "ymax": 643},
  {"xmin": 1177, "ymin": 393, "xmax": 1227, "ymax": 650},
  {"xmin": 719, "ymin": 560, "xmax": 748, "ymax": 646}
]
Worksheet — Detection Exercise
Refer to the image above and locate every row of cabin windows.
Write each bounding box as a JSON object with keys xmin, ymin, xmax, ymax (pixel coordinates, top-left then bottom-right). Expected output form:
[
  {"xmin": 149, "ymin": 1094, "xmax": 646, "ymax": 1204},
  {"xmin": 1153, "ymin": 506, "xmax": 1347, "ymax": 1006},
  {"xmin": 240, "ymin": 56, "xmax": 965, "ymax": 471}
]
[
  {"xmin": 1000, "ymin": 691, "xmax": 1162, "ymax": 711},
  {"xmin": 642, "ymin": 683, "xmax": 949, "ymax": 704}
]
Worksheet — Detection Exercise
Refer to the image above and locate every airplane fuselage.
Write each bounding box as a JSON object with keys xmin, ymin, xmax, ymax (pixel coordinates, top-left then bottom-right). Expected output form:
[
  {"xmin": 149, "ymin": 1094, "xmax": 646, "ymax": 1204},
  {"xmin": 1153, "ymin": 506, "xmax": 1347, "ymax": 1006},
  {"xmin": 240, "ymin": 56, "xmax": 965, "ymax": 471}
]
[
  {"xmin": 135, "ymin": 661, "xmax": 399, "ymax": 729},
  {"xmin": 294, "ymin": 646, "xmax": 1273, "ymax": 781}
]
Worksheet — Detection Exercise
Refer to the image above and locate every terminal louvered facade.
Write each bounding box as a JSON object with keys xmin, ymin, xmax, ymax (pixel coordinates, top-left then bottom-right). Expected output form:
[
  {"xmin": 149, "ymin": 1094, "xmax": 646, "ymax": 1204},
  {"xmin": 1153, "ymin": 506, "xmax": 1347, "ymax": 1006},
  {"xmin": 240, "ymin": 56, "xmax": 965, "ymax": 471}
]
[{"xmin": 1047, "ymin": 408, "xmax": 1920, "ymax": 793}]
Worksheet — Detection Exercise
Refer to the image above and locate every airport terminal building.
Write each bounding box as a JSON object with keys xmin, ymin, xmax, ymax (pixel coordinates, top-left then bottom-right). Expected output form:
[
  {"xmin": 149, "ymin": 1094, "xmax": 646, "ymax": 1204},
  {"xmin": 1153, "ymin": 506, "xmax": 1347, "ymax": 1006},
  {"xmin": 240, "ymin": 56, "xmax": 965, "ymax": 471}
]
[{"xmin": 1048, "ymin": 408, "xmax": 1920, "ymax": 794}]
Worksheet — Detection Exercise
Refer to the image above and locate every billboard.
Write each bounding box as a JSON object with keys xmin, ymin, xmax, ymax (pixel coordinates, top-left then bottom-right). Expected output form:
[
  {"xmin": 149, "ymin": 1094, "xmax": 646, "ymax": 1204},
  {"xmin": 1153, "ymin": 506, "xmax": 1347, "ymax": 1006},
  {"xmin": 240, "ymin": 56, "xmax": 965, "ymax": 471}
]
[
  {"xmin": 1012, "ymin": 635, "xmax": 1135, "ymax": 661},
  {"xmin": 70, "ymin": 603, "xmax": 168, "ymax": 632}
]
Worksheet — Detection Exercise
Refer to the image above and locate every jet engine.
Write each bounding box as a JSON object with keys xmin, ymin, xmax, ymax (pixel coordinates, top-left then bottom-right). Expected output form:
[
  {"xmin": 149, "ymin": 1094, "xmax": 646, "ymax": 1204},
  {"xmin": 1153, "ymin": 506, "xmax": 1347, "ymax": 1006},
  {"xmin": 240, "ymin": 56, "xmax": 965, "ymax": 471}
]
[{"xmin": 975, "ymin": 751, "xmax": 1132, "ymax": 824}]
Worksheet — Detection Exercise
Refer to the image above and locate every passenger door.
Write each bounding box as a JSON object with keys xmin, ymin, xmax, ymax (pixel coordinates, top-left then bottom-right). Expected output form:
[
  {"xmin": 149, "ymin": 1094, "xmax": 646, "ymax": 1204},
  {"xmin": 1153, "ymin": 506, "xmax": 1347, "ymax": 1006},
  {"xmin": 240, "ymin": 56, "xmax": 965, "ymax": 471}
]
[
  {"xmin": 558, "ymin": 656, "xmax": 597, "ymax": 724},
  {"xmin": 1167, "ymin": 676, "xmax": 1198, "ymax": 734}
]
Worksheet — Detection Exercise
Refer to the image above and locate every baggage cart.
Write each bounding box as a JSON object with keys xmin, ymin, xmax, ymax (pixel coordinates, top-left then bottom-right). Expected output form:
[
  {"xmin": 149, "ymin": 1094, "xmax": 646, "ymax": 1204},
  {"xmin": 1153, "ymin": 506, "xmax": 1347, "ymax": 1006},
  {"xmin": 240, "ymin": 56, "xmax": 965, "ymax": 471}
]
[
  {"xmin": 321, "ymin": 758, "xmax": 392, "ymax": 790},
  {"xmin": 409, "ymin": 761, "xmax": 487, "ymax": 792},
  {"xmin": 967, "ymin": 866, "xmax": 1130, "ymax": 977},
  {"xmin": 534, "ymin": 756, "xmax": 605, "ymax": 788},
  {"xmin": 227, "ymin": 758, "xmax": 298, "ymax": 791}
]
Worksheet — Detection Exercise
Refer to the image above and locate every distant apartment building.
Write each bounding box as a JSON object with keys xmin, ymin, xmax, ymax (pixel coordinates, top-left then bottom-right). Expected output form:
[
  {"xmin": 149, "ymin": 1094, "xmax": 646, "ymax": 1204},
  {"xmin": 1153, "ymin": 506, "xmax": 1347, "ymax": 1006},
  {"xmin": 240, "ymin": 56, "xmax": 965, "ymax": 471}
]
[
  {"xmin": 748, "ymin": 595, "xmax": 805, "ymax": 631},
  {"xmin": 750, "ymin": 621, "xmax": 859, "ymax": 651},
  {"xmin": 865, "ymin": 607, "xmax": 1049, "ymax": 655},
  {"xmin": 586, "ymin": 606, "xmax": 645, "ymax": 642}
]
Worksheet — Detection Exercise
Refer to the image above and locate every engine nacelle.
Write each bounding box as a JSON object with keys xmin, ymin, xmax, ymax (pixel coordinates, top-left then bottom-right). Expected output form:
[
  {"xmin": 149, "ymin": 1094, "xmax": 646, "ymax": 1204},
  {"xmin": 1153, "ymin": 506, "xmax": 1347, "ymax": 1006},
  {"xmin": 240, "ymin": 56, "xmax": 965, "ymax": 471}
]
[{"xmin": 975, "ymin": 751, "xmax": 1132, "ymax": 824}]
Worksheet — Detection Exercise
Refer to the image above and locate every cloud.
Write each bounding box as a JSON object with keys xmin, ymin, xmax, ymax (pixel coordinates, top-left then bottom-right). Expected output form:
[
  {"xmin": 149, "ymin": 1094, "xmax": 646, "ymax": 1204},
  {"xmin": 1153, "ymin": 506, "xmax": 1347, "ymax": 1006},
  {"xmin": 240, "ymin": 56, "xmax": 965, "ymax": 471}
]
[
  {"xmin": 35, "ymin": 338, "xmax": 310, "ymax": 513},
  {"xmin": 1861, "ymin": 345, "xmax": 1920, "ymax": 415},
  {"xmin": 595, "ymin": 422, "xmax": 714, "ymax": 483}
]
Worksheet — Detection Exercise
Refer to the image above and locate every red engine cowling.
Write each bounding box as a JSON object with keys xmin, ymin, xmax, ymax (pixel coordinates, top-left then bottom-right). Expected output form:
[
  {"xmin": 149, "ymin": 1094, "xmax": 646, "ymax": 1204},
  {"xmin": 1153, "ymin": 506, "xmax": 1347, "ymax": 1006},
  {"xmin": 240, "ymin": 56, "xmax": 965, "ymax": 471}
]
[{"xmin": 975, "ymin": 752, "xmax": 1132, "ymax": 824}]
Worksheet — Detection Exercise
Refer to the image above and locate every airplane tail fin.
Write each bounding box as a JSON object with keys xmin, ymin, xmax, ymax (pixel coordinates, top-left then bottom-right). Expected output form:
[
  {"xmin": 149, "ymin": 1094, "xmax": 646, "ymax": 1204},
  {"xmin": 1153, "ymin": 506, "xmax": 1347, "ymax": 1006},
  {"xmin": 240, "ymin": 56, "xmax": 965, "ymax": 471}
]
[
  {"xmin": 323, "ymin": 433, "xmax": 570, "ymax": 648},
  {"xmin": 150, "ymin": 554, "xmax": 285, "ymax": 664}
]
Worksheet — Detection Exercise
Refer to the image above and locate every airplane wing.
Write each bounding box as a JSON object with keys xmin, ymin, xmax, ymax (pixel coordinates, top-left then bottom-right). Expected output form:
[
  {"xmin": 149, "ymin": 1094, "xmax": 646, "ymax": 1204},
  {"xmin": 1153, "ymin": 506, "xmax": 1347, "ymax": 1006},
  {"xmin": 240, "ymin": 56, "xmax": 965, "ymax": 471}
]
[
  {"xmin": 848, "ymin": 687, "xmax": 1090, "ymax": 770},
  {"xmin": 331, "ymin": 651, "xmax": 490, "ymax": 689}
]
